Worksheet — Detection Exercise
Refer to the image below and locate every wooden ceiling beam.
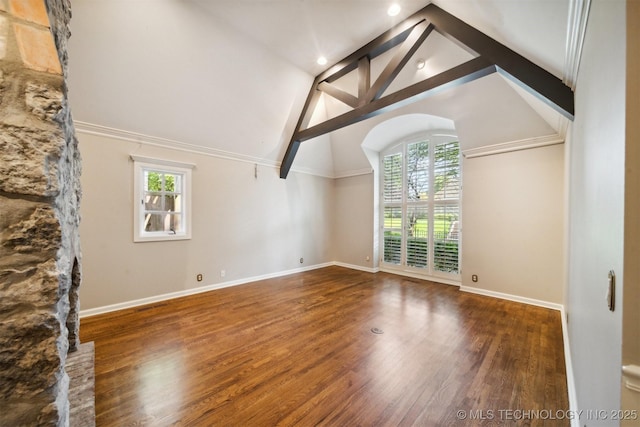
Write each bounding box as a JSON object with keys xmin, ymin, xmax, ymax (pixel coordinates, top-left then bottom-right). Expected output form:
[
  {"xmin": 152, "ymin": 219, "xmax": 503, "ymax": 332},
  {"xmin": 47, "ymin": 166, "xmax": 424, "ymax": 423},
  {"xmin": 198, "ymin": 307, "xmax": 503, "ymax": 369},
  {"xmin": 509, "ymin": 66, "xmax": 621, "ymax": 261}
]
[
  {"xmin": 320, "ymin": 15, "xmax": 427, "ymax": 84},
  {"xmin": 280, "ymin": 87, "xmax": 322, "ymax": 178},
  {"xmin": 318, "ymin": 82, "xmax": 359, "ymax": 109},
  {"xmin": 297, "ymin": 57, "xmax": 495, "ymax": 145},
  {"xmin": 279, "ymin": 4, "xmax": 574, "ymax": 179},
  {"xmin": 319, "ymin": 22, "xmax": 433, "ymax": 111},
  {"xmin": 365, "ymin": 21, "xmax": 434, "ymax": 103},
  {"xmin": 420, "ymin": 4, "xmax": 574, "ymax": 119},
  {"xmin": 357, "ymin": 56, "xmax": 370, "ymax": 104}
]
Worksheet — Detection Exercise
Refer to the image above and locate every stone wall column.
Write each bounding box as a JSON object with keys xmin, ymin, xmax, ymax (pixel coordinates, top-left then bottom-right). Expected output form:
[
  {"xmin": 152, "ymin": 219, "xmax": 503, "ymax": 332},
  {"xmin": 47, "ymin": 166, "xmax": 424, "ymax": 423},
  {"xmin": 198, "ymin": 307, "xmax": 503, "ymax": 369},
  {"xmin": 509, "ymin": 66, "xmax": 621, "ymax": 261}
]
[{"xmin": 0, "ymin": 0, "xmax": 80, "ymax": 426}]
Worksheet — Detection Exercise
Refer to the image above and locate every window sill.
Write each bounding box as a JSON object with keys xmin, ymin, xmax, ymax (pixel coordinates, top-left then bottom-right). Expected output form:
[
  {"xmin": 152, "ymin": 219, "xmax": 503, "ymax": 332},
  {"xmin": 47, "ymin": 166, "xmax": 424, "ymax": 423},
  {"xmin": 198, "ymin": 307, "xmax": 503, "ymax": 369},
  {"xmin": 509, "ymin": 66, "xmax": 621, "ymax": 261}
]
[{"xmin": 134, "ymin": 233, "xmax": 191, "ymax": 243}]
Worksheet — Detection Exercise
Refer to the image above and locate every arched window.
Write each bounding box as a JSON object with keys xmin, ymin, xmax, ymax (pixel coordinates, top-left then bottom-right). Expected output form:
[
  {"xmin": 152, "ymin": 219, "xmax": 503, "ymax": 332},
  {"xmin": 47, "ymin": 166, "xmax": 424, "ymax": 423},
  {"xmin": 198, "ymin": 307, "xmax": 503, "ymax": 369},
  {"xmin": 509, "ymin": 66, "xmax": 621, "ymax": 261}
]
[{"xmin": 380, "ymin": 132, "xmax": 461, "ymax": 281}]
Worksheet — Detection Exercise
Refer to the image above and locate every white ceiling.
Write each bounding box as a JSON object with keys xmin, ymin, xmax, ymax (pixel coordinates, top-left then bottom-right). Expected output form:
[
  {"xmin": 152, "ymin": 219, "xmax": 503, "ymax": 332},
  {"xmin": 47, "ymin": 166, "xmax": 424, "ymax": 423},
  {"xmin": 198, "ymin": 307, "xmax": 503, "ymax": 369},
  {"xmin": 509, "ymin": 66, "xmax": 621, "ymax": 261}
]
[
  {"xmin": 188, "ymin": 0, "xmax": 571, "ymax": 174},
  {"xmin": 68, "ymin": 0, "xmax": 574, "ymax": 177},
  {"xmin": 190, "ymin": 0, "xmax": 570, "ymax": 79}
]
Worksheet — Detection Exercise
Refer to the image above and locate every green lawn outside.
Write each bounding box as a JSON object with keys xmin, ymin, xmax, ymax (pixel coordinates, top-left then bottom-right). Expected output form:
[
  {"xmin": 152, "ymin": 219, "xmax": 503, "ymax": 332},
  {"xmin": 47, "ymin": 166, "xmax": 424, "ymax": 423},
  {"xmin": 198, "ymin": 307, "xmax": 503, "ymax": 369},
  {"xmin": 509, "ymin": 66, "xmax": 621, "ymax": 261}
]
[{"xmin": 383, "ymin": 216, "xmax": 456, "ymax": 236}]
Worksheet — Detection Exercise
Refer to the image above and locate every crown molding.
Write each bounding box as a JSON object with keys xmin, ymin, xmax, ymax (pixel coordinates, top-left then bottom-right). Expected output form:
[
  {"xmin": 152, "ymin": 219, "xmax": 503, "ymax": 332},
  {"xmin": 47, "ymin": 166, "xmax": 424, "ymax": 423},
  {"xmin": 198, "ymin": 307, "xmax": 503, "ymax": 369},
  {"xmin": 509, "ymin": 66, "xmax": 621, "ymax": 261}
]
[
  {"xmin": 74, "ymin": 121, "xmax": 282, "ymax": 169},
  {"xmin": 334, "ymin": 168, "xmax": 373, "ymax": 179},
  {"xmin": 287, "ymin": 164, "xmax": 336, "ymax": 179},
  {"xmin": 75, "ymin": 121, "xmax": 348, "ymax": 179},
  {"xmin": 564, "ymin": 0, "xmax": 592, "ymax": 89},
  {"xmin": 462, "ymin": 134, "xmax": 564, "ymax": 159}
]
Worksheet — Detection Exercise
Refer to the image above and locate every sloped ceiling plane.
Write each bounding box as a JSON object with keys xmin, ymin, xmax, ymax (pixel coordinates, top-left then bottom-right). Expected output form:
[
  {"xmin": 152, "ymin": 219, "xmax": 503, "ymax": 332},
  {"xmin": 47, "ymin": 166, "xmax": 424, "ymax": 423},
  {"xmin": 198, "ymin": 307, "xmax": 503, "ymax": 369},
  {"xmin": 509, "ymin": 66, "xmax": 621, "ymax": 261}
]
[{"xmin": 280, "ymin": 4, "xmax": 574, "ymax": 178}]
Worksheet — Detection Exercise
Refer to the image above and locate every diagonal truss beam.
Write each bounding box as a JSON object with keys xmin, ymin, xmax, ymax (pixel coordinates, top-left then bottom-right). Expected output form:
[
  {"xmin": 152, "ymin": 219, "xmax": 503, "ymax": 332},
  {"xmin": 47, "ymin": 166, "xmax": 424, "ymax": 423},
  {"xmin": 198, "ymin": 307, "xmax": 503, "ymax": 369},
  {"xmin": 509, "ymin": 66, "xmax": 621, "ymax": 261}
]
[
  {"xmin": 299, "ymin": 57, "xmax": 495, "ymax": 143},
  {"xmin": 423, "ymin": 5, "xmax": 574, "ymax": 119},
  {"xmin": 280, "ymin": 4, "xmax": 574, "ymax": 179},
  {"xmin": 316, "ymin": 21, "xmax": 433, "ymax": 109},
  {"xmin": 318, "ymin": 81, "xmax": 359, "ymax": 108},
  {"xmin": 364, "ymin": 21, "xmax": 434, "ymax": 103}
]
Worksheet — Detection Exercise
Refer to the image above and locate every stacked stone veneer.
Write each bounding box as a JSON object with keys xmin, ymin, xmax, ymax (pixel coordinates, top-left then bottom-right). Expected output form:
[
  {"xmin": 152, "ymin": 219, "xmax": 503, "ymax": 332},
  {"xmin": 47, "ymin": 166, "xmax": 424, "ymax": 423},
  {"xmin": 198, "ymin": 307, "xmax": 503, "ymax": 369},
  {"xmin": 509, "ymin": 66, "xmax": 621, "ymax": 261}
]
[{"xmin": 0, "ymin": 0, "xmax": 81, "ymax": 425}]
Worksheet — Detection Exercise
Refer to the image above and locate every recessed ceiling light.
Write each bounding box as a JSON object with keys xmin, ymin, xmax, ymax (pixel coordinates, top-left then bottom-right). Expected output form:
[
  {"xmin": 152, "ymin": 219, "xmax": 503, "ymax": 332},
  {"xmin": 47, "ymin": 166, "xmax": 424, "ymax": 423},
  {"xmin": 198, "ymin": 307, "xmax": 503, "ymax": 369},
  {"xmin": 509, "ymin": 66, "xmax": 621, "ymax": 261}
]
[
  {"xmin": 317, "ymin": 56, "xmax": 327, "ymax": 66},
  {"xmin": 388, "ymin": 3, "xmax": 401, "ymax": 17},
  {"xmin": 416, "ymin": 59, "xmax": 426, "ymax": 70}
]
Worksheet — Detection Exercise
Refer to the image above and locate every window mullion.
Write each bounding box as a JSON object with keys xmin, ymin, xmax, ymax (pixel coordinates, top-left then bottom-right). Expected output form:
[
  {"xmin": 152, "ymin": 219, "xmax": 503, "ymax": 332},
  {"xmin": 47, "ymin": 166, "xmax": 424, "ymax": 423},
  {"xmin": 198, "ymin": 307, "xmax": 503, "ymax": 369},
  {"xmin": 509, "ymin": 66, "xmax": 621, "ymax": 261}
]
[
  {"xmin": 428, "ymin": 141, "xmax": 436, "ymax": 275},
  {"xmin": 379, "ymin": 135, "xmax": 460, "ymax": 276},
  {"xmin": 160, "ymin": 173, "xmax": 166, "ymax": 212},
  {"xmin": 402, "ymin": 142, "xmax": 408, "ymax": 267}
]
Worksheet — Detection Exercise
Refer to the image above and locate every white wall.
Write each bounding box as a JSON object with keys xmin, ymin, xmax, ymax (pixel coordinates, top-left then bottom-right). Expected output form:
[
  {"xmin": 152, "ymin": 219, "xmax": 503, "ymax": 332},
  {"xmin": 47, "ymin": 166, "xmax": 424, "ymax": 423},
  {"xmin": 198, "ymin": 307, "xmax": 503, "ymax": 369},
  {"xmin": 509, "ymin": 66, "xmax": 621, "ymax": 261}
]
[
  {"xmin": 567, "ymin": 0, "xmax": 625, "ymax": 419},
  {"xmin": 331, "ymin": 141, "xmax": 565, "ymax": 307},
  {"xmin": 462, "ymin": 144, "xmax": 565, "ymax": 305},
  {"xmin": 333, "ymin": 173, "xmax": 376, "ymax": 270},
  {"xmin": 68, "ymin": 0, "xmax": 322, "ymax": 172},
  {"xmin": 68, "ymin": 1, "xmax": 576, "ymax": 325},
  {"xmin": 68, "ymin": 0, "xmax": 343, "ymax": 312},
  {"xmin": 79, "ymin": 132, "xmax": 335, "ymax": 310}
]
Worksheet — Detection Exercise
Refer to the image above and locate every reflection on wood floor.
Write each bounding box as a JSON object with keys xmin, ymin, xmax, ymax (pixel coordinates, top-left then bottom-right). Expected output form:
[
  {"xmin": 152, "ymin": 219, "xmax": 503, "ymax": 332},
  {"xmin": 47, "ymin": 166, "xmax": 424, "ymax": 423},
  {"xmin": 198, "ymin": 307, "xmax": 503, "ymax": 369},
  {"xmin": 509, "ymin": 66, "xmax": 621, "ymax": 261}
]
[{"xmin": 80, "ymin": 266, "xmax": 568, "ymax": 426}]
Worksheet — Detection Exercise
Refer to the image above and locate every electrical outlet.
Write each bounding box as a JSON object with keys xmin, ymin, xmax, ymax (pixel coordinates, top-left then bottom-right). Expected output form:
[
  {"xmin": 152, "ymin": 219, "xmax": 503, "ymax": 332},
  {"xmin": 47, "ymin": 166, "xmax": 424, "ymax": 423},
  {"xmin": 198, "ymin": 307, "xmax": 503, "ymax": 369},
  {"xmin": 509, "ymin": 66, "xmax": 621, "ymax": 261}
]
[
  {"xmin": 196, "ymin": 274, "xmax": 203, "ymax": 282},
  {"xmin": 299, "ymin": 257, "xmax": 304, "ymax": 264},
  {"xmin": 220, "ymin": 270, "xmax": 226, "ymax": 278},
  {"xmin": 366, "ymin": 256, "xmax": 370, "ymax": 261},
  {"xmin": 472, "ymin": 274, "xmax": 478, "ymax": 282}
]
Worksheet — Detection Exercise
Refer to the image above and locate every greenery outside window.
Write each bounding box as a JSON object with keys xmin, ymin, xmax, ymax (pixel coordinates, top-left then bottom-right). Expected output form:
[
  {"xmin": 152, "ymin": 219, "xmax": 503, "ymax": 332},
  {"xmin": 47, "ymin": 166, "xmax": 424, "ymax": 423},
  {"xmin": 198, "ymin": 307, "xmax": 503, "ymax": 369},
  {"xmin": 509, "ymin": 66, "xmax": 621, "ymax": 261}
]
[
  {"xmin": 132, "ymin": 156, "xmax": 193, "ymax": 242},
  {"xmin": 381, "ymin": 133, "xmax": 461, "ymax": 280}
]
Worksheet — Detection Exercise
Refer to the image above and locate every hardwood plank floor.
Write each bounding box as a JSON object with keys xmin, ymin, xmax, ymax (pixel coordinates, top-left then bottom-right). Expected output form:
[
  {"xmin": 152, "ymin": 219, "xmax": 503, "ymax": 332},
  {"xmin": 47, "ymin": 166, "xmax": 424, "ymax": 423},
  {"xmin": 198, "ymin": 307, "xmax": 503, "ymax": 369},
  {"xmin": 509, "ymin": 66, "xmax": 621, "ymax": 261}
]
[{"xmin": 80, "ymin": 266, "xmax": 569, "ymax": 426}]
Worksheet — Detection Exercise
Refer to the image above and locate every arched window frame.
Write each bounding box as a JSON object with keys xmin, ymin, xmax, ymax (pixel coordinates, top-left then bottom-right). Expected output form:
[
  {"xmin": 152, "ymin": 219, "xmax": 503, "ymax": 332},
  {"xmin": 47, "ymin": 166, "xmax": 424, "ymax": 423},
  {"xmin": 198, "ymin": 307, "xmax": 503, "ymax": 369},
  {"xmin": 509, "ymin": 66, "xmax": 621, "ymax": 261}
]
[{"xmin": 379, "ymin": 131, "xmax": 461, "ymax": 284}]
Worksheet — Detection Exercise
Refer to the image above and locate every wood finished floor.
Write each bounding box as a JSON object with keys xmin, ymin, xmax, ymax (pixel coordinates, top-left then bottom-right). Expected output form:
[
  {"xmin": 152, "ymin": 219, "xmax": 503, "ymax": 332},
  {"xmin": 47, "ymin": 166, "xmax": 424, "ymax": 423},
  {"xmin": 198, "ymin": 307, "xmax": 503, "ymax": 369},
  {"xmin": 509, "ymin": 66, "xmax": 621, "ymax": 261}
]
[{"xmin": 80, "ymin": 266, "xmax": 569, "ymax": 426}]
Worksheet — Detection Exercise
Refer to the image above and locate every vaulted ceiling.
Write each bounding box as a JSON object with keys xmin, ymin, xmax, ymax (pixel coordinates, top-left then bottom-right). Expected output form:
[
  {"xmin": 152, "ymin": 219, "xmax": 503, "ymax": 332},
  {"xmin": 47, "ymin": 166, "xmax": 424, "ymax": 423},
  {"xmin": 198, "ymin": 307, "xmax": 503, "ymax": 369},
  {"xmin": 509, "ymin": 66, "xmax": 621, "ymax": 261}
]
[
  {"xmin": 68, "ymin": 0, "xmax": 576, "ymax": 178},
  {"xmin": 192, "ymin": 0, "xmax": 570, "ymax": 80}
]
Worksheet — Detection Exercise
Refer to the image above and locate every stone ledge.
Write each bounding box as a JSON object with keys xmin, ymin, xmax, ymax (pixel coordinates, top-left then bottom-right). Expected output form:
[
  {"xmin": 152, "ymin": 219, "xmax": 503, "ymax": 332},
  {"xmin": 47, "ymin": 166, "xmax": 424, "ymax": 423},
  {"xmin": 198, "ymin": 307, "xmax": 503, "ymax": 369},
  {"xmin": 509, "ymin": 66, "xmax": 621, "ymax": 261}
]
[{"xmin": 66, "ymin": 341, "xmax": 95, "ymax": 427}]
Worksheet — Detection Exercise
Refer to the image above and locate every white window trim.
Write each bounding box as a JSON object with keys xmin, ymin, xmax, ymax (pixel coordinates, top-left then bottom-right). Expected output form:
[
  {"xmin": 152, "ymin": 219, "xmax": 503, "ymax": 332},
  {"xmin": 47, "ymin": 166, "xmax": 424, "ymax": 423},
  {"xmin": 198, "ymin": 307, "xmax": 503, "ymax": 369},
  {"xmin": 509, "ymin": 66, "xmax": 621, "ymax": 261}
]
[
  {"xmin": 132, "ymin": 156, "xmax": 194, "ymax": 242},
  {"xmin": 379, "ymin": 131, "xmax": 462, "ymax": 282}
]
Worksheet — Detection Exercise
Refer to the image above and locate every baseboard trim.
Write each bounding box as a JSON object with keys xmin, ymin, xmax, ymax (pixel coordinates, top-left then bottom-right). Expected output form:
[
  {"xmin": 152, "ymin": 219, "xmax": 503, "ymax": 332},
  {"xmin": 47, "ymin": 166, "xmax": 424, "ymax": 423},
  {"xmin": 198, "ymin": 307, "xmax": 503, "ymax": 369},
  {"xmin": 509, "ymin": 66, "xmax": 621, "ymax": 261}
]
[
  {"xmin": 333, "ymin": 262, "xmax": 379, "ymax": 273},
  {"xmin": 380, "ymin": 267, "xmax": 461, "ymax": 287},
  {"xmin": 79, "ymin": 262, "xmax": 464, "ymax": 318},
  {"xmin": 80, "ymin": 262, "xmax": 577, "ymax": 423},
  {"xmin": 79, "ymin": 262, "xmax": 334, "ymax": 318},
  {"xmin": 560, "ymin": 306, "xmax": 580, "ymax": 427},
  {"xmin": 459, "ymin": 285, "xmax": 563, "ymax": 311}
]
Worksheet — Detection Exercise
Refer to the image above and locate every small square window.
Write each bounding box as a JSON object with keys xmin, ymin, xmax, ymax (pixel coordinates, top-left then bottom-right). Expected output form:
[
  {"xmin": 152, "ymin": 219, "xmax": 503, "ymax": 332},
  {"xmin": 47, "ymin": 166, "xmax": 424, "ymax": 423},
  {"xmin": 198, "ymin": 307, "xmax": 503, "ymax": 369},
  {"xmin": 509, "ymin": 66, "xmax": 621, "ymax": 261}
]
[{"xmin": 132, "ymin": 157, "xmax": 193, "ymax": 242}]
